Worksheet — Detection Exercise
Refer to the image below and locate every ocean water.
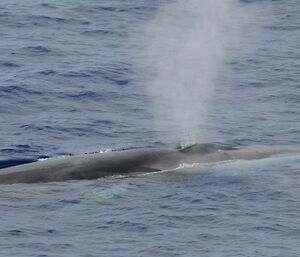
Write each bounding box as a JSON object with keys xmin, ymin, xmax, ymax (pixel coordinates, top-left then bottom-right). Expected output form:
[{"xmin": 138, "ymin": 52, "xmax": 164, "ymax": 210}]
[{"xmin": 0, "ymin": 0, "xmax": 299, "ymax": 256}]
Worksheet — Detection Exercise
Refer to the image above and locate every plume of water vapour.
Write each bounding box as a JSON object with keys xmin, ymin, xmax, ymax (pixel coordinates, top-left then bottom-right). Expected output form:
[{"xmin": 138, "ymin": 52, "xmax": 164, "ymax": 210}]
[{"xmin": 142, "ymin": 0, "xmax": 247, "ymax": 146}]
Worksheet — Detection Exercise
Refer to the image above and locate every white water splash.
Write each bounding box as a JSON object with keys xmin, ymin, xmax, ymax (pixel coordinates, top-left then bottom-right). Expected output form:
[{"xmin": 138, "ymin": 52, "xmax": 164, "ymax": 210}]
[
  {"xmin": 37, "ymin": 155, "xmax": 72, "ymax": 162},
  {"xmin": 97, "ymin": 148, "xmax": 112, "ymax": 154}
]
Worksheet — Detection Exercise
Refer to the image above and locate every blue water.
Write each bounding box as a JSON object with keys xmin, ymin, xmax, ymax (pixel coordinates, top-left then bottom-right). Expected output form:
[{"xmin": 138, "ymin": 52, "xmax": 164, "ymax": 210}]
[{"xmin": 0, "ymin": 0, "xmax": 299, "ymax": 256}]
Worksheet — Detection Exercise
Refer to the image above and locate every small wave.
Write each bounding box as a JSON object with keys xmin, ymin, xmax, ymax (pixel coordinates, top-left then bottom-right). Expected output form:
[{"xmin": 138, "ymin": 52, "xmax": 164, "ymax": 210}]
[
  {"xmin": 59, "ymin": 199, "xmax": 81, "ymax": 204},
  {"xmin": 64, "ymin": 91, "xmax": 100, "ymax": 99},
  {"xmin": 39, "ymin": 3, "xmax": 57, "ymax": 9},
  {"xmin": 37, "ymin": 15, "xmax": 67, "ymax": 23},
  {"xmin": 0, "ymin": 144, "xmax": 40, "ymax": 154},
  {"xmin": 91, "ymin": 5, "xmax": 156, "ymax": 14},
  {"xmin": 93, "ymin": 6, "xmax": 126, "ymax": 12},
  {"xmin": 1, "ymin": 62, "xmax": 20, "ymax": 68},
  {"xmin": 5, "ymin": 230, "xmax": 25, "ymax": 236},
  {"xmin": 264, "ymin": 25, "xmax": 299, "ymax": 31},
  {"xmin": 83, "ymin": 29, "xmax": 117, "ymax": 36},
  {"xmin": 29, "ymin": 15, "xmax": 91, "ymax": 26},
  {"xmin": 23, "ymin": 46, "xmax": 51, "ymax": 53},
  {"xmin": 37, "ymin": 70, "xmax": 57, "ymax": 76},
  {"xmin": 0, "ymin": 85, "xmax": 42, "ymax": 96},
  {"xmin": 56, "ymin": 64, "xmax": 131, "ymax": 85},
  {"xmin": 90, "ymin": 68, "xmax": 131, "ymax": 85},
  {"xmin": 59, "ymin": 71, "xmax": 92, "ymax": 78}
]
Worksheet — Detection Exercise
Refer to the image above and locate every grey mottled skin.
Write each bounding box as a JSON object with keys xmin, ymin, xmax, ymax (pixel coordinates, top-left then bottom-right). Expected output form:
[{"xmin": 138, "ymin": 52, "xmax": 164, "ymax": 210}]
[{"xmin": 0, "ymin": 143, "xmax": 298, "ymax": 184}]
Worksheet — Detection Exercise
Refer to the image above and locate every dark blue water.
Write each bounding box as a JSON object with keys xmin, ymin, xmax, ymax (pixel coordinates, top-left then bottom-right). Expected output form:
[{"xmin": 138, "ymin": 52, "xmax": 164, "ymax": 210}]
[{"xmin": 0, "ymin": 0, "xmax": 299, "ymax": 256}]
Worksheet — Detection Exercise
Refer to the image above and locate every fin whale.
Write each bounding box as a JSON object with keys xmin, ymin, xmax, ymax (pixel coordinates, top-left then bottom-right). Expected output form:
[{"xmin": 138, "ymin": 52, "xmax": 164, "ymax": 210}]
[{"xmin": 0, "ymin": 143, "xmax": 298, "ymax": 184}]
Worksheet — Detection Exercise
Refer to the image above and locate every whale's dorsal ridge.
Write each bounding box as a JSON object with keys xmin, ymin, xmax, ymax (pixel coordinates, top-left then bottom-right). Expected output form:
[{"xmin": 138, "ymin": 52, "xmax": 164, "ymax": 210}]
[{"xmin": 177, "ymin": 143, "xmax": 238, "ymax": 154}]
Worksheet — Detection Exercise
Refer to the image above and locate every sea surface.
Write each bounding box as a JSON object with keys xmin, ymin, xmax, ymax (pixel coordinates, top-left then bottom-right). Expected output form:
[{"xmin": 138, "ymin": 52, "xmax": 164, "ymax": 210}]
[{"xmin": 0, "ymin": 0, "xmax": 299, "ymax": 256}]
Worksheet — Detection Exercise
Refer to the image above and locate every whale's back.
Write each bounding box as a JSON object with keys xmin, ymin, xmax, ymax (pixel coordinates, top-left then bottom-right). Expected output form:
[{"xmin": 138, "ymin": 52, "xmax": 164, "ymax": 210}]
[{"xmin": 177, "ymin": 143, "xmax": 237, "ymax": 154}]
